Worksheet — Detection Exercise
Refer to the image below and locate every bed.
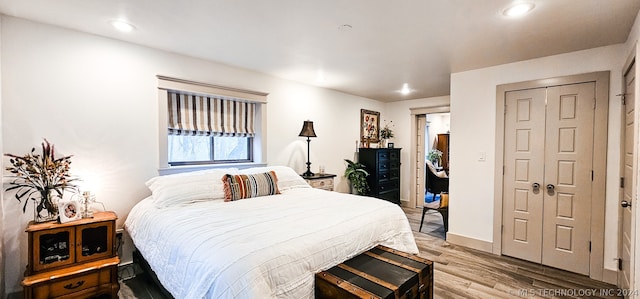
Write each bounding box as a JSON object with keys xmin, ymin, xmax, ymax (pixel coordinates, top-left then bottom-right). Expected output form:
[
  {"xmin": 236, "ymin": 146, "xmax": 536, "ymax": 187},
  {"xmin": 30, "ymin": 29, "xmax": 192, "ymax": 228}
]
[{"xmin": 124, "ymin": 166, "xmax": 418, "ymax": 298}]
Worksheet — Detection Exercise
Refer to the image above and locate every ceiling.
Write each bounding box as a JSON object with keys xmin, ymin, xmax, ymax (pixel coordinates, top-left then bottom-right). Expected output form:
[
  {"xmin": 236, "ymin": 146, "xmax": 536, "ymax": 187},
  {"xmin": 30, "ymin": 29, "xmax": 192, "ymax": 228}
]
[{"xmin": 0, "ymin": 0, "xmax": 639, "ymax": 102}]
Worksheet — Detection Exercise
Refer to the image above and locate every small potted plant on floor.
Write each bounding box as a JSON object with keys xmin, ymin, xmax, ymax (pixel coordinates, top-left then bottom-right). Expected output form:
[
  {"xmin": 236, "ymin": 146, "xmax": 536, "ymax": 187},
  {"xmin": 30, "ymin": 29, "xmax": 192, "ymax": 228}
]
[{"xmin": 344, "ymin": 159, "xmax": 370, "ymax": 195}]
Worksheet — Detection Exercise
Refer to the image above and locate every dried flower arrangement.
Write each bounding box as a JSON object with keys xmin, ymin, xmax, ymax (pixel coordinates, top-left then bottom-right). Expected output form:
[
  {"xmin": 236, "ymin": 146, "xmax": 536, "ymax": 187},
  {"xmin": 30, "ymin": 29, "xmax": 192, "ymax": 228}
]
[{"xmin": 4, "ymin": 139, "xmax": 79, "ymax": 222}]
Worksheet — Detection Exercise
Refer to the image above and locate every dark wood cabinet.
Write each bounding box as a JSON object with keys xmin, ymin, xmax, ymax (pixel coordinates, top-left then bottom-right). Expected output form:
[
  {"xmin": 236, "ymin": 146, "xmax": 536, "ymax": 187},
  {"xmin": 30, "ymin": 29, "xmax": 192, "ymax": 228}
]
[
  {"xmin": 358, "ymin": 148, "xmax": 401, "ymax": 205},
  {"xmin": 22, "ymin": 211, "xmax": 120, "ymax": 299},
  {"xmin": 436, "ymin": 133, "xmax": 450, "ymax": 171}
]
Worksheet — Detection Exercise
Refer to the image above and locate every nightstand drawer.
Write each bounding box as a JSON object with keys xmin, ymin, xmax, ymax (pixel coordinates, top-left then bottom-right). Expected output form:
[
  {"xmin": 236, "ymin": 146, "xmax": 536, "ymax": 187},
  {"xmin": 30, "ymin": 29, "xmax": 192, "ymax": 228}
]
[
  {"xmin": 303, "ymin": 174, "xmax": 336, "ymax": 191},
  {"xmin": 23, "ymin": 254, "xmax": 120, "ymax": 299},
  {"xmin": 47, "ymin": 270, "xmax": 100, "ymax": 297},
  {"xmin": 308, "ymin": 177, "xmax": 334, "ymax": 190}
]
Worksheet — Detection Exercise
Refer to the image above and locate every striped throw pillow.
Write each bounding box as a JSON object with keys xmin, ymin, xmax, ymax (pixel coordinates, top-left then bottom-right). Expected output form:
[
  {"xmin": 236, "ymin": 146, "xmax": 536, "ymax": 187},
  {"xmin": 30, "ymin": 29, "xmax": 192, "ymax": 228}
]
[{"xmin": 222, "ymin": 171, "xmax": 280, "ymax": 201}]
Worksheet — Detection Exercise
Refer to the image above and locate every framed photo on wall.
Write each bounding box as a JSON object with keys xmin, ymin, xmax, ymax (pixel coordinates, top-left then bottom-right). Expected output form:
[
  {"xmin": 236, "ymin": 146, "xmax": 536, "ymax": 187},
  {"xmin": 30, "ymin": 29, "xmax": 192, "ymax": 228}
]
[{"xmin": 360, "ymin": 109, "xmax": 380, "ymax": 143}]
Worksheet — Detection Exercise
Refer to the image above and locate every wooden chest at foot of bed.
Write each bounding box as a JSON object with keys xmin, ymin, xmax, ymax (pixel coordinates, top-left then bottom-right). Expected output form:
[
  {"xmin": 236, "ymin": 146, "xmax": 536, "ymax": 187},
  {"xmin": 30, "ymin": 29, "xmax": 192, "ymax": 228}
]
[{"xmin": 315, "ymin": 245, "xmax": 433, "ymax": 299}]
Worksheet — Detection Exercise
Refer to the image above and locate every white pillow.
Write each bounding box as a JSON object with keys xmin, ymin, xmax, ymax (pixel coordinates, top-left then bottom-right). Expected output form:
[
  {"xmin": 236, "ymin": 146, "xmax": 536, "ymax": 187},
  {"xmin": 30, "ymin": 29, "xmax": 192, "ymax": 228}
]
[
  {"xmin": 239, "ymin": 166, "xmax": 310, "ymax": 191},
  {"xmin": 146, "ymin": 168, "xmax": 239, "ymax": 208}
]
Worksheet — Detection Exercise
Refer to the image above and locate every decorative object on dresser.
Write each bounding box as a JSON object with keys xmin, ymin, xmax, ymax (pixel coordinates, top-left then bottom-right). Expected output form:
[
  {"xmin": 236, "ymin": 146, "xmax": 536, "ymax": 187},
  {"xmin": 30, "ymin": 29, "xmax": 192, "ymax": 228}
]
[
  {"xmin": 315, "ymin": 245, "xmax": 434, "ymax": 299},
  {"xmin": 379, "ymin": 119, "xmax": 394, "ymax": 148},
  {"xmin": 298, "ymin": 120, "xmax": 317, "ymax": 177},
  {"xmin": 22, "ymin": 211, "xmax": 120, "ymax": 299},
  {"xmin": 358, "ymin": 148, "xmax": 401, "ymax": 204},
  {"xmin": 344, "ymin": 159, "xmax": 370, "ymax": 195},
  {"xmin": 360, "ymin": 109, "xmax": 380, "ymax": 145},
  {"xmin": 4, "ymin": 139, "xmax": 80, "ymax": 223},
  {"xmin": 302, "ymin": 173, "xmax": 336, "ymax": 191}
]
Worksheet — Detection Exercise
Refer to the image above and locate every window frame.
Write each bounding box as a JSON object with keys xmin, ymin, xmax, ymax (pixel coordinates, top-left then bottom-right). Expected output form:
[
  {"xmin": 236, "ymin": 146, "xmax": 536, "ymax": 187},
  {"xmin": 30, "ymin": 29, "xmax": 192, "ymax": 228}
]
[{"xmin": 157, "ymin": 76, "xmax": 268, "ymax": 174}]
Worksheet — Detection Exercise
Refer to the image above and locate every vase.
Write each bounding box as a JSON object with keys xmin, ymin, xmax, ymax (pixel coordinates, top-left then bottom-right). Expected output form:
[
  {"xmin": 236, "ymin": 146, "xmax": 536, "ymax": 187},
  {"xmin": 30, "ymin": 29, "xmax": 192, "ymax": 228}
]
[
  {"xmin": 34, "ymin": 189, "xmax": 60, "ymax": 223},
  {"xmin": 380, "ymin": 139, "xmax": 388, "ymax": 148}
]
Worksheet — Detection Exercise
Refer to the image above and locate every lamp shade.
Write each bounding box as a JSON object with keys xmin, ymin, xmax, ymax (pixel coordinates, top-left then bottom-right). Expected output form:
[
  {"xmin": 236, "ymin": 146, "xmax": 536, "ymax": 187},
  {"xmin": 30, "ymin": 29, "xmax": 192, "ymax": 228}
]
[{"xmin": 298, "ymin": 121, "xmax": 317, "ymax": 137}]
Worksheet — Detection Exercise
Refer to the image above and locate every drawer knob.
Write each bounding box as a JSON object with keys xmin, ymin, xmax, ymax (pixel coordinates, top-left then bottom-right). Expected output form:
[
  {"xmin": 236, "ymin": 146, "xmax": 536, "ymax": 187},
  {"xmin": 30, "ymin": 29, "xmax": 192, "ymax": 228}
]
[{"xmin": 64, "ymin": 280, "xmax": 84, "ymax": 290}]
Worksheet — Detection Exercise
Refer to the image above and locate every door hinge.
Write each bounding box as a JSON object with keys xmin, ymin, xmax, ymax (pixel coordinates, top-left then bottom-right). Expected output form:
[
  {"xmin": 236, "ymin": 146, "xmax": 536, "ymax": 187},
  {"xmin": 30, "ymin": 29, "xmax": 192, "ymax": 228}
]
[
  {"xmin": 618, "ymin": 93, "xmax": 626, "ymax": 105},
  {"xmin": 593, "ymin": 98, "xmax": 596, "ymax": 109},
  {"xmin": 618, "ymin": 258, "xmax": 623, "ymax": 271},
  {"xmin": 621, "ymin": 177, "xmax": 625, "ymax": 188},
  {"xmin": 589, "ymin": 241, "xmax": 592, "ymax": 252},
  {"xmin": 591, "ymin": 171, "xmax": 594, "ymax": 181}
]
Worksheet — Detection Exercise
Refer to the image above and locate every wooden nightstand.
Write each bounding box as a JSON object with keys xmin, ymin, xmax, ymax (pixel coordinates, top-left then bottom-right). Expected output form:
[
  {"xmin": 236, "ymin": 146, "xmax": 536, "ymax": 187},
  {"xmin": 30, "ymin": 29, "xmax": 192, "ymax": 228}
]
[
  {"xmin": 22, "ymin": 211, "xmax": 120, "ymax": 299},
  {"xmin": 303, "ymin": 173, "xmax": 337, "ymax": 191}
]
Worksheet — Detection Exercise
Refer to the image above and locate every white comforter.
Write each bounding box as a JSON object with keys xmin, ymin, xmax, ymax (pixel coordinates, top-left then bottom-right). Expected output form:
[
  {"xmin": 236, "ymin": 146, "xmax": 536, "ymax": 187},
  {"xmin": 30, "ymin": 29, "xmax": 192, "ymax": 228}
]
[{"xmin": 125, "ymin": 187, "xmax": 418, "ymax": 298}]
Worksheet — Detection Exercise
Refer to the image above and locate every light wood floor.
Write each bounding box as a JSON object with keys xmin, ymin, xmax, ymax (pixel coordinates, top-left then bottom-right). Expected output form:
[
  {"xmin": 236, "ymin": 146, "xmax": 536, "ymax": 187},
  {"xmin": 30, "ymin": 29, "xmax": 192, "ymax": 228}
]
[
  {"xmin": 117, "ymin": 207, "xmax": 622, "ymax": 299},
  {"xmin": 403, "ymin": 206, "xmax": 621, "ymax": 299}
]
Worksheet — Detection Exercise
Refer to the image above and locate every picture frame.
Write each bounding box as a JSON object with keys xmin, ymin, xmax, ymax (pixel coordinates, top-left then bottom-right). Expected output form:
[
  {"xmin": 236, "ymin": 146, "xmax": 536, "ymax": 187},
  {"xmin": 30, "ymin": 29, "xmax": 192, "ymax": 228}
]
[
  {"xmin": 58, "ymin": 199, "xmax": 81, "ymax": 223},
  {"xmin": 360, "ymin": 109, "xmax": 380, "ymax": 143},
  {"xmin": 388, "ymin": 142, "xmax": 395, "ymax": 148}
]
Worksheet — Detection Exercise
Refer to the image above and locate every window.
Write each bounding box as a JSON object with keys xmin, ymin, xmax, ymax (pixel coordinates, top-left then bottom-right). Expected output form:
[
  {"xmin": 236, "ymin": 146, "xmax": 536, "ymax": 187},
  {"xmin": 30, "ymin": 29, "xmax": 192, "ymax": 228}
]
[
  {"xmin": 168, "ymin": 135, "xmax": 252, "ymax": 165},
  {"xmin": 166, "ymin": 91, "xmax": 256, "ymax": 165},
  {"xmin": 157, "ymin": 76, "xmax": 268, "ymax": 168}
]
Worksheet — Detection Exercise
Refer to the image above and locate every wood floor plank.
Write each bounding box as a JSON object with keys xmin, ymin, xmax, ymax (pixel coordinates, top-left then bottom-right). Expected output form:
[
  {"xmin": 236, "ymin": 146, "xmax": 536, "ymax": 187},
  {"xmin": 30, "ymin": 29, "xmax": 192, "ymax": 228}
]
[{"xmin": 401, "ymin": 206, "xmax": 621, "ymax": 299}]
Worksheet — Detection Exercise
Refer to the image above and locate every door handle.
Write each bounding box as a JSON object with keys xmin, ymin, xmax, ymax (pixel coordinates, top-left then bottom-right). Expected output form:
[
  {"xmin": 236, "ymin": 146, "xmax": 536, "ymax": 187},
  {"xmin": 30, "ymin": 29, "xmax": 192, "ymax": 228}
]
[
  {"xmin": 621, "ymin": 200, "xmax": 632, "ymax": 208},
  {"xmin": 546, "ymin": 184, "xmax": 555, "ymax": 192},
  {"xmin": 532, "ymin": 183, "xmax": 540, "ymax": 191}
]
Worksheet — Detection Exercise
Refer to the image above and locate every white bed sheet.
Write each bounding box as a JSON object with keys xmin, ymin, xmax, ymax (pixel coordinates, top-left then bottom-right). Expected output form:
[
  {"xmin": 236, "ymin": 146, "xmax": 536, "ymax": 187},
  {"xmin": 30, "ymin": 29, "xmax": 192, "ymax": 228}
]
[{"xmin": 125, "ymin": 187, "xmax": 418, "ymax": 298}]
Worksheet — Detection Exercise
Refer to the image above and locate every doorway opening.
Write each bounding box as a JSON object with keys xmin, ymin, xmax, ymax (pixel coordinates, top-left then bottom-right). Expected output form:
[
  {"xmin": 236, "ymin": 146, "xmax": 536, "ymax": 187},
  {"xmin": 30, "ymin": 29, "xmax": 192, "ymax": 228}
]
[
  {"xmin": 423, "ymin": 113, "xmax": 450, "ymax": 204},
  {"xmin": 410, "ymin": 105, "xmax": 450, "ymax": 240}
]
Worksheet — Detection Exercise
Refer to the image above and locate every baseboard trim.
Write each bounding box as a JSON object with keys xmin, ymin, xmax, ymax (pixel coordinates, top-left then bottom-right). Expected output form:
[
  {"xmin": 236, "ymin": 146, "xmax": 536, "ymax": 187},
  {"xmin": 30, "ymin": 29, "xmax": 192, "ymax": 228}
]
[{"xmin": 446, "ymin": 232, "xmax": 493, "ymax": 253}]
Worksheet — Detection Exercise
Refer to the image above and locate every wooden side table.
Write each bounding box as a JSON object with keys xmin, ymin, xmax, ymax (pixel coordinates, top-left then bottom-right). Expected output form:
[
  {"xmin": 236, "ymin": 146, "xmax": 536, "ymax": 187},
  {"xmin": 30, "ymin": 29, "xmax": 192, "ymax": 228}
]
[
  {"xmin": 303, "ymin": 173, "xmax": 337, "ymax": 191},
  {"xmin": 22, "ymin": 211, "xmax": 120, "ymax": 299}
]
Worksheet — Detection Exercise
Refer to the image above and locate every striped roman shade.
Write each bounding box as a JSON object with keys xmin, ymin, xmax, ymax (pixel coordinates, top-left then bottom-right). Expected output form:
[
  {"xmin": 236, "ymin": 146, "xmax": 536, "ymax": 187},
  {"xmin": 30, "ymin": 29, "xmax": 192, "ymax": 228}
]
[{"xmin": 167, "ymin": 91, "xmax": 256, "ymax": 136}]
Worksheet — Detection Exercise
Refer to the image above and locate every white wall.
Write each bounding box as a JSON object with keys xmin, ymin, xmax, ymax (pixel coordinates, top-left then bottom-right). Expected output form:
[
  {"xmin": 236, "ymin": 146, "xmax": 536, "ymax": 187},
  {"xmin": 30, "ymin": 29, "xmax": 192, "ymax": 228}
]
[
  {"xmin": 0, "ymin": 16, "xmax": 384, "ymax": 295},
  {"xmin": 449, "ymin": 44, "xmax": 625, "ymax": 272}
]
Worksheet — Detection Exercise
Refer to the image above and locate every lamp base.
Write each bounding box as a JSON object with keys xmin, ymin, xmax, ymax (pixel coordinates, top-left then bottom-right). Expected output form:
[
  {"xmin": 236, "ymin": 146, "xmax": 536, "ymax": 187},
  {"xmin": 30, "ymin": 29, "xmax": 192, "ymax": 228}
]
[{"xmin": 301, "ymin": 170, "xmax": 315, "ymax": 178}]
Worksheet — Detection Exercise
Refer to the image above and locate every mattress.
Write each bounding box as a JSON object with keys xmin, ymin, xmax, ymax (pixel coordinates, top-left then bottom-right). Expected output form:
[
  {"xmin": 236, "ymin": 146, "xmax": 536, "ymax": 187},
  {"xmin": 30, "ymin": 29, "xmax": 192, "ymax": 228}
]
[{"xmin": 125, "ymin": 187, "xmax": 418, "ymax": 298}]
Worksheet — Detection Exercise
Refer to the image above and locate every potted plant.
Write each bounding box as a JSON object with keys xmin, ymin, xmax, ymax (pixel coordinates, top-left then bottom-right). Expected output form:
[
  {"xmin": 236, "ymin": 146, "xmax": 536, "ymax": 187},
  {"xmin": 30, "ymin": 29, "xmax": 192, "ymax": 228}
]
[
  {"xmin": 4, "ymin": 139, "xmax": 79, "ymax": 222},
  {"xmin": 344, "ymin": 159, "xmax": 370, "ymax": 195},
  {"xmin": 380, "ymin": 120, "xmax": 394, "ymax": 148},
  {"xmin": 427, "ymin": 149, "xmax": 443, "ymax": 167}
]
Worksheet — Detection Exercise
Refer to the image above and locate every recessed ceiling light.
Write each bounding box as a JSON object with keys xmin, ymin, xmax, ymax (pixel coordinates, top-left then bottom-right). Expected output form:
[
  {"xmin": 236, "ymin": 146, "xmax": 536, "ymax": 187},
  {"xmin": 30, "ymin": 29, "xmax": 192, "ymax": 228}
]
[
  {"xmin": 502, "ymin": 3, "xmax": 535, "ymax": 17},
  {"xmin": 111, "ymin": 20, "xmax": 135, "ymax": 32},
  {"xmin": 401, "ymin": 83, "xmax": 411, "ymax": 95}
]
